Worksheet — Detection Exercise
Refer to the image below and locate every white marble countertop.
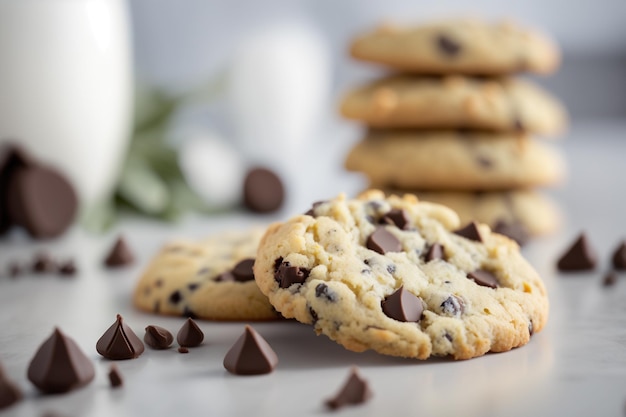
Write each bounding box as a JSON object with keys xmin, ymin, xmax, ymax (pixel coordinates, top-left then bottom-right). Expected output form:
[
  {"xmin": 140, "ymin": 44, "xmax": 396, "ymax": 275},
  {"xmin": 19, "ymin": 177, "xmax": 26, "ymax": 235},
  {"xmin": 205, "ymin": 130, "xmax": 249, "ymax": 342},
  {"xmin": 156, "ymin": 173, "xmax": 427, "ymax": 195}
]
[{"xmin": 1, "ymin": 120, "xmax": 626, "ymax": 417}]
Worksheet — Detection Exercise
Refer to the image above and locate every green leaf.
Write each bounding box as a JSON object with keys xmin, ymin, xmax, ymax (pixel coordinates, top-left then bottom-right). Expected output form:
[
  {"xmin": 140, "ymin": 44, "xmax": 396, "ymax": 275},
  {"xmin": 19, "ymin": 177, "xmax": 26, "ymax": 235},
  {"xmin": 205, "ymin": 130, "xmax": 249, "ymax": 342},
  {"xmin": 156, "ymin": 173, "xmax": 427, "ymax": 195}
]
[{"xmin": 116, "ymin": 155, "xmax": 170, "ymax": 215}]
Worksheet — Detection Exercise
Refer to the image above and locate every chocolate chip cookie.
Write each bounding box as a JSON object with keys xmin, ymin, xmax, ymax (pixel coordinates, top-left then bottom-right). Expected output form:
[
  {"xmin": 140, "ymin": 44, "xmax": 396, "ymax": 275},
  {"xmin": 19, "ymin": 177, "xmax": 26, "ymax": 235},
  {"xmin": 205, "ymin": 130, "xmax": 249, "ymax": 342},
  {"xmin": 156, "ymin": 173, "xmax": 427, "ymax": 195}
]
[
  {"xmin": 133, "ymin": 229, "xmax": 279, "ymax": 321},
  {"xmin": 340, "ymin": 75, "xmax": 566, "ymax": 135},
  {"xmin": 350, "ymin": 18, "xmax": 560, "ymax": 75},
  {"xmin": 254, "ymin": 190, "xmax": 548, "ymax": 359}
]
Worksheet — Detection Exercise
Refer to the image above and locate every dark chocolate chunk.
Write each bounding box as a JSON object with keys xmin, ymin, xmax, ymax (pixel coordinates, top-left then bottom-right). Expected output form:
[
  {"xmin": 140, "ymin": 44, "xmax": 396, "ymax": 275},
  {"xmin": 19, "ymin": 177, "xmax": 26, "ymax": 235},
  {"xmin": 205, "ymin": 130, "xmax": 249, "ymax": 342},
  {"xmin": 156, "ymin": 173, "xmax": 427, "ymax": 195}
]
[
  {"xmin": 96, "ymin": 314, "xmax": 145, "ymax": 360},
  {"xmin": 223, "ymin": 325, "xmax": 278, "ymax": 375},
  {"xmin": 467, "ymin": 270, "xmax": 499, "ymax": 288},
  {"xmin": 8, "ymin": 165, "xmax": 78, "ymax": 238},
  {"xmin": 436, "ymin": 33, "xmax": 461, "ymax": 56},
  {"xmin": 0, "ymin": 362, "xmax": 22, "ymax": 409},
  {"xmin": 243, "ymin": 167, "xmax": 284, "ymax": 213},
  {"xmin": 309, "ymin": 306, "xmax": 319, "ymax": 325},
  {"xmin": 274, "ymin": 262, "xmax": 310, "ymax": 288},
  {"xmin": 603, "ymin": 271, "xmax": 617, "ymax": 287},
  {"xmin": 169, "ymin": 291, "xmax": 182, "ymax": 304},
  {"xmin": 425, "ymin": 243, "xmax": 444, "ymax": 262},
  {"xmin": 325, "ymin": 367, "xmax": 372, "ymax": 410},
  {"xmin": 315, "ymin": 283, "xmax": 338, "ymax": 302},
  {"xmin": 176, "ymin": 318, "xmax": 204, "ymax": 348},
  {"xmin": 454, "ymin": 222, "xmax": 483, "ymax": 242},
  {"xmin": 104, "ymin": 236, "xmax": 135, "ymax": 268},
  {"xmin": 144, "ymin": 325, "xmax": 174, "ymax": 349},
  {"xmin": 215, "ymin": 271, "xmax": 235, "ymax": 282},
  {"xmin": 440, "ymin": 295, "xmax": 464, "ymax": 316},
  {"xmin": 232, "ymin": 258, "xmax": 255, "ymax": 282},
  {"xmin": 33, "ymin": 252, "xmax": 56, "ymax": 273},
  {"xmin": 381, "ymin": 286, "xmax": 423, "ymax": 322},
  {"xmin": 380, "ymin": 209, "xmax": 410, "ymax": 230},
  {"xmin": 58, "ymin": 260, "xmax": 77, "ymax": 277},
  {"xmin": 305, "ymin": 200, "xmax": 325, "ymax": 216},
  {"xmin": 178, "ymin": 347, "xmax": 189, "ymax": 354},
  {"xmin": 556, "ymin": 233, "xmax": 598, "ymax": 271},
  {"xmin": 0, "ymin": 144, "xmax": 34, "ymax": 235},
  {"xmin": 444, "ymin": 332, "xmax": 453, "ymax": 342},
  {"xmin": 611, "ymin": 241, "xmax": 626, "ymax": 270},
  {"xmin": 493, "ymin": 220, "xmax": 529, "ymax": 246},
  {"xmin": 27, "ymin": 328, "xmax": 95, "ymax": 393},
  {"xmin": 108, "ymin": 364, "xmax": 123, "ymax": 388},
  {"xmin": 366, "ymin": 227, "xmax": 401, "ymax": 255}
]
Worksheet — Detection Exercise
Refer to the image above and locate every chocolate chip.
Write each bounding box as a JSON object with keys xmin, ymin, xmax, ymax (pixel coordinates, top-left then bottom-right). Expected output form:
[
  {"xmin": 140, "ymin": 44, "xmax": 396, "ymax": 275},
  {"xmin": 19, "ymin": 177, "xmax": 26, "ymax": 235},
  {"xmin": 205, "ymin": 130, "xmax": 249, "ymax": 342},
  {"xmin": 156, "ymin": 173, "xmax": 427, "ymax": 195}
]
[
  {"xmin": 176, "ymin": 318, "xmax": 204, "ymax": 348},
  {"xmin": 305, "ymin": 200, "xmax": 325, "ymax": 216},
  {"xmin": 232, "ymin": 258, "xmax": 255, "ymax": 282},
  {"xmin": 223, "ymin": 325, "xmax": 279, "ymax": 375},
  {"xmin": 7, "ymin": 165, "xmax": 77, "ymax": 238},
  {"xmin": 467, "ymin": 270, "xmax": 499, "ymax": 288},
  {"xmin": 381, "ymin": 286, "xmax": 423, "ymax": 322},
  {"xmin": 32, "ymin": 252, "xmax": 56, "ymax": 273},
  {"xmin": 425, "ymin": 243, "xmax": 444, "ymax": 262},
  {"xmin": 444, "ymin": 332, "xmax": 454, "ymax": 342},
  {"xmin": 182, "ymin": 307, "xmax": 197, "ymax": 319},
  {"xmin": 603, "ymin": 271, "xmax": 617, "ymax": 287},
  {"xmin": 274, "ymin": 262, "xmax": 310, "ymax": 288},
  {"xmin": 557, "ymin": 233, "xmax": 598, "ymax": 271},
  {"xmin": 315, "ymin": 283, "xmax": 337, "ymax": 302},
  {"xmin": 454, "ymin": 222, "xmax": 483, "ymax": 242},
  {"xmin": 325, "ymin": 367, "xmax": 372, "ymax": 410},
  {"xmin": 28, "ymin": 328, "xmax": 95, "ymax": 393},
  {"xmin": 187, "ymin": 283, "xmax": 200, "ymax": 291},
  {"xmin": 366, "ymin": 227, "xmax": 401, "ymax": 255},
  {"xmin": 169, "ymin": 291, "xmax": 182, "ymax": 304},
  {"xmin": 440, "ymin": 295, "xmax": 464, "ymax": 316},
  {"xmin": 436, "ymin": 33, "xmax": 461, "ymax": 56},
  {"xmin": 215, "ymin": 271, "xmax": 235, "ymax": 282},
  {"xmin": 380, "ymin": 209, "xmax": 410, "ymax": 230},
  {"xmin": 144, "ymin": 325, "xmax": 174, "ymax": 350},
  {"xmin": 611, "ymin": 241, "xmax": 626, "ymax": 270},
  {"xmin": 108, "ymin": 364, "xmax": 123, "ymax": 388},
  {"xmin": 493, "ymin": 220, "xmax": 529, "ymax": 246},
  {"xmin": 309, "ymin": 306, "xmax": 319, "ymax": 325},
  {"xmin": 104, "ymin": 236, "xmax": 135, "ymax": 268},
  {"xmin": 528, "ymin": 320, "xmax": 534, "ymax": 336},
  {"xmin": 178, "ymin": 347, "xmax": 189, "ymax": 354},
  {"xmin": 0, "ymin": 362, "xmax": 22, "ymax": 409},
  {"xmin": 243, "ymin": 167, "xmax": 284, "ymax": 213},
  {"xmin": 96, "ymin": 314, "xmax": 145, "ymax": 360},
  {"xmin": 386, "ymin": 264, "xmax": 396, "ymax": 274},
  {"xmin": 58, "ymin": 260, "xmax": 77, "ymax": 277}
]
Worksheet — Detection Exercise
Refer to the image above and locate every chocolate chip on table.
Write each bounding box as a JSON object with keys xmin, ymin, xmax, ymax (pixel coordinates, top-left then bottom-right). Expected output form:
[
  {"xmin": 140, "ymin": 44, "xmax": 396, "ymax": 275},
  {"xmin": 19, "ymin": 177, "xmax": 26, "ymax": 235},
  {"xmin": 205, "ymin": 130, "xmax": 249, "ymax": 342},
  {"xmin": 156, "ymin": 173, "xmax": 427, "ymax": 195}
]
[
  {"xmin": 96, "ymin": 314, "xmax": 145, "ymax": 360},
  {"xmin": 231, "ymin": 258, "xmax": 255, "ymax": 282},
  {"xmin": 366, "ymin": 227, "xmax": 402, "ymax": 255},
  {"xmin": 611, "ymin": 240, "xmax": 626, "ymax": 270},
  {"xmin": 425, "ymin": 243, "xmax": 444, "ymax": 262},
  {"xmin": 325, "ymin": 367, "xmax": 372, "ymax": 410},
  {"xmin": 27, "ymin": 328, "xmax": 95, "ymax": 393},
  {"xmin": 493, "ymin": 220, "xmax": 529, "ymax": 247},
  {"xmin": 380, "ymin": 209, "xmax": 410, "ymax": 230},
  {"xmin": 144, "ymin": 325, "xmax": 174, "ymax": 350},
  {"xmin": 556, "ymin": 233, "xmax": 598, "ymax": 271},
  {"xmin": 243, "ymin": 167, "xmax": 284, "ymax": 213},
  {"xmin": 104, "ymin": 236, "xmax": 135, "ymax": 268},
  {"xmin": 454, "ymin": 221, "xmax": 484, "ymax": 242},
  {"xmin": 108, "ymin": 364, "xmax": 123, "ymax": 388},
  {"xmin": 0, "ymin": 362, "xmax": 22, "ymax": 410},
  {"xmin": 8, "ymin": 165, "xmax": 78, "ymax": 239},
  {"xmin": 223, "ymin": 325, "xmax": 278, "ymax": 375},
  {"xmin": 381, "ymin": 286, "xmax": 424, "ymax": 322},
  {"xmin": 436, "ymin": 33, "xmax": 461, "ymax": 56},
  {"xmin": 467, "ymin": 269, "xmax": 499, "ymax": 288},
  {"xmin": 315, "ymin": 283, "xmax": 338, "ymax": 302},
  {"xmin": 274, "ymin": 261, "xmax": 310, "ymax": 288},
  {"xmin": 32, "ymin": 252, "xmax": 56, "ymax": 273},
  {"xmin": 440, "ymin": 295, "xmax": 464, "ymax": 316},
  {"xmin": 603, "ymin": 271, "xmax": 617, "ymax": 287},
  {"xmin": 176, "ymin": 318, "xmax": 204, "ymax": 348},
  {"xmin": 178, "ymin": 347, "xmax": 189, "ymax": 354},
  {"xmin": 58, "ymin": 260, "xmax": 77, "ymax": 277}
]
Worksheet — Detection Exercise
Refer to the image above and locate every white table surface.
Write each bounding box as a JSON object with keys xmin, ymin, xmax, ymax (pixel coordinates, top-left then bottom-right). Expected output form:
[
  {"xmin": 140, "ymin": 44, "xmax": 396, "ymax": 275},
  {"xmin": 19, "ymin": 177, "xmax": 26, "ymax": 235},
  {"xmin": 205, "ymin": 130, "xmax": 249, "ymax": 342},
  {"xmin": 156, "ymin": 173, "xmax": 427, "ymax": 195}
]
[{"xmin": 1, "ymin": 120, "xmax": 626, "ymax": 417}]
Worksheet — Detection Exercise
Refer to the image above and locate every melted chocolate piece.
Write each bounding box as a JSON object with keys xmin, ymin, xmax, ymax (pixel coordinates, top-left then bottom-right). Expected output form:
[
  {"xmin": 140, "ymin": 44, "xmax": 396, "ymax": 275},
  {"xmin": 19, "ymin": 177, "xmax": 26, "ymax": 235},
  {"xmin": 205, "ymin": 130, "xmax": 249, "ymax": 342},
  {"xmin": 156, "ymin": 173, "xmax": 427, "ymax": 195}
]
[
  {"xmin": 232, "ymin": 258, "xmax": 255, "ymax": 282},
  {"xmin": 611, "ymin": 241, "xmax": 626, "ymax": 270},
  {"xmin": 223, "ymin": 325, "xmax": 278, "ymax": 375},
  {"xmin": 0, "ymin": 363, "xmax": 22, "ymax": 409},
  {"xmin": 436, "ymin": 33, "xmax": 461, "ymax": 56},
  {"xmin": 556, "ymin": 233, "xmax": 598, "ymax": 271},
  {"xmin": 315, "ymin": 283, "xmax": 337, "ymax": 302},
  {"xmin": 104, "ymin": 236, "xmax": 135, "ymax": 268},
  {"xmin": 467, "ymin": 270, "xmax": 499, "ymax": 288},
  {"xmin": 27, "ymin": 328, "xmax": 95, "ymax": 393},
  {"xmin": 366, "ymin": 227, "xmax": 401, "ymax": 255},
  {"xmin": 176, "ymin": 318, "xmax": 204, "ymax": 348},
  {"xmin": 440, "ymin": 295, "xmax": 464, "ymax": 316},
  {"xmin": 381, "ymin": 286, "xmax": 423, "ymax": 322},
  {"xmin": 108, "ymin": 364, "xmax": 123, "ymax": 388},
  {"xmin": 454, "ymin": 222, "xmax": 483, "ymax": 242},
  {"xmin": 380, "ymin": 209, "xmax": 409, "ymax": 230},
  {"xmin": 425, "ymin": 243, "xmax": 444, "ymax": 262},
  {"xmin": 325, "ymin": 367, "xmax": 373, "ymax": 410},
  {"xmin": 274, "ymin": 262, "xmax": 310, "ymax": 288},
  {"xmin": 243, "ymin": 167, "xmax": 284, "ymax": 213},
  {"xmin": 144, "ymin": 325, "xmax": 174, "ymax": 350},
  {"xmin": 96, "ymin": 314, "xmax": 145, "ymax": 360}
]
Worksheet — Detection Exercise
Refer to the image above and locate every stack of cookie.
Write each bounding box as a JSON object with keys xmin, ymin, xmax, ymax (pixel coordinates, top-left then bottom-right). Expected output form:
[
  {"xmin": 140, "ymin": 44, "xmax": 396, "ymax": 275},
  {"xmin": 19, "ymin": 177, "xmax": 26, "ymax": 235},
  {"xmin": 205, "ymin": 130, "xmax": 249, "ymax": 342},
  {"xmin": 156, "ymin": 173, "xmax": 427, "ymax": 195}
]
[{"xmin": 341, "ymin": 18, "xmax": 567, "ymax": 244}]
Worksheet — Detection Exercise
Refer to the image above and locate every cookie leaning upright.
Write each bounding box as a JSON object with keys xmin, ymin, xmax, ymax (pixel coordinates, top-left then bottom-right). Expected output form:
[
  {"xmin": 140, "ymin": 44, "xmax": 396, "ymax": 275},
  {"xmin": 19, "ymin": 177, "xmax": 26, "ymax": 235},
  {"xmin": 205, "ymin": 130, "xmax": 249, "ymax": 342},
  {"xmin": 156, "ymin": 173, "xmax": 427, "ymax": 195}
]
[
  {"xmin": 254, "ymin": 191, "xmax": 548, "ymax": 360},
  {"xmin": 133, "ymin": 229, "xmax": 279, "ymax": 321}
]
